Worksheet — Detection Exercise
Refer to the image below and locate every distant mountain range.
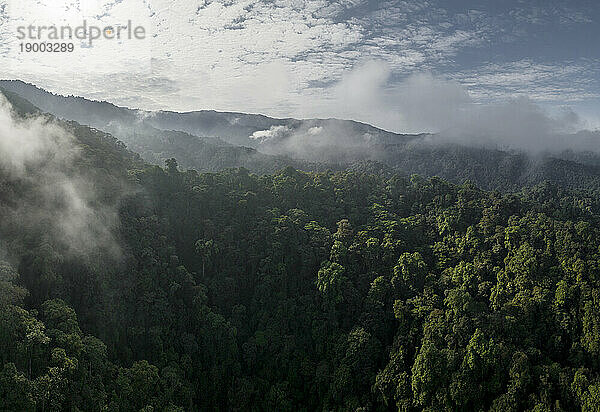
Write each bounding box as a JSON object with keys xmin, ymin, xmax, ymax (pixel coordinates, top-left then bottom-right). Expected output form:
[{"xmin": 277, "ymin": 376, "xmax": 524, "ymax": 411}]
[{"xmin": 2, "ymin": 79, "xmax": 600, "ymax": 191}]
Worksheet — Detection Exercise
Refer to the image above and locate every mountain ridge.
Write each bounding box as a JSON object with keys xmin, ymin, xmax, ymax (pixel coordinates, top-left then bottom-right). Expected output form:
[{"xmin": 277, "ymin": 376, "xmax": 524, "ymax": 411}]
[{"xmin": 2, "ymin": 79, "xmax": 600, "ymax": 192}]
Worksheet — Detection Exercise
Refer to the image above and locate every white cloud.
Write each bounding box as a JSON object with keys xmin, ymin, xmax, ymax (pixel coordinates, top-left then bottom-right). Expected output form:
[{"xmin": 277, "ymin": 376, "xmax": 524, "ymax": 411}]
[
  {"xmin": 315, "ymin": 63, "xmax": 599, "ymax": 152},
  {"xmin": 0, "ymin": 0, "xmax": 488, "ymax": 116},
  {"xmin": 305, "ymin": 62, "xmax": 470, "ymax": 133},
  {"xmin": 0, "ymin": 0, "xmax": 598, "ymax": 135},
  {"xmin": 250, "ymin": 125, "xmax": 291, "ymax": 142},
  {"xmin": 453, "ymin": 60, "xmax": 600, "ymax": 102},
  {"xmin": 308, "ymin": 126, "xmax": 322, "ymax": 135}
]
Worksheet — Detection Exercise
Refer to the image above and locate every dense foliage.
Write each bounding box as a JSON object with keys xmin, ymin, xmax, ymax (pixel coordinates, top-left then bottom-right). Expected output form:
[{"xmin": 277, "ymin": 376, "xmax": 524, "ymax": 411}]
[{"xmin": 3, "ymin": 94, "xmax": 600, "ymax": 411}]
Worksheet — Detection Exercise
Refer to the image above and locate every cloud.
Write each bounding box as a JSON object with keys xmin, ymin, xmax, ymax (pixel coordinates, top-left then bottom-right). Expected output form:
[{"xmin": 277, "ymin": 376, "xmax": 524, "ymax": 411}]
[
  {"xmin": 509, "ymin": 3, "xmax": 594, "ymax": 26},
  {"xmin": 433, "ymin": 97, "xmax": 593, "ymax": 152},
  {"xmin": 0, "ymin": 0, "xmax": 502, "ymax": 116},
  {"xmin": 308, "ymin": 126, "xmax": 323, "ymax": 135},
  {"xmin": 250, "ymin": 125, "xmax": 292, "ymax": 143},
  {"xmin": 319, "ymin": 62, "xmax": 469, "ymax": 132},
  {"xmin": 0, "ymin": 0, "xmax": 598, "ymax": 134},
  {"xmin": 453, "ymin": 60, "xmax": 600, "ymax": 102},
  {"xmin": 0, "ymin": 93, "xmax": 121, "ymax": 258},
  {"xmin": 314, "ymin": 61, "xmax": 600, "ymax": 153},
  {"xmin": 334, "ymin": 60, "xmax": 391, "ymax": 110}
]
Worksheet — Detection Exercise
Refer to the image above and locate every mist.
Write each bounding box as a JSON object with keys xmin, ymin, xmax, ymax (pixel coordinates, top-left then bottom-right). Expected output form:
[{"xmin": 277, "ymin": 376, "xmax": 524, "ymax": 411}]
[
  {"xmin": 0, "ymin": 93, "xmax": 121, "ymax": 259},
  {"xmin": 244, "ymin": 61, "xmax": 600, "ymax": 165},
  {"xmin": 330, "ymin": 61, "xmax": 600, "ymax": 154}
]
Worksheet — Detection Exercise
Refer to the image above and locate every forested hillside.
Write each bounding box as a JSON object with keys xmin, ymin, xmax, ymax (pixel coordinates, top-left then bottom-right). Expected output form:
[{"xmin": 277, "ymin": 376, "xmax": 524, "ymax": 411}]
[
  {"xmin": 2, "ymin": 92, "xmax": 600, "ymax": 411},
  {"xmin": 3, "ymin": 80, "xmax": 600, "ymax": 192}
]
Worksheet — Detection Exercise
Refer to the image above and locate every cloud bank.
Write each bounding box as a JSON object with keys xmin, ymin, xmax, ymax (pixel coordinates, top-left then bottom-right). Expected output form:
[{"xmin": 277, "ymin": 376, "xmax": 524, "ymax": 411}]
[{"xmin": 326, "ymin": 61, "xmax": 600, "ymax": 153}]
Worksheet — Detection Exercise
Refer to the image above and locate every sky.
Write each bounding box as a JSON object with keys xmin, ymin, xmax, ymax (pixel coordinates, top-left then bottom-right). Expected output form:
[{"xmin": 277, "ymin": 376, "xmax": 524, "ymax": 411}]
[{"xmin": 0, "ymin": 0, "xmax": 599, "ymax": 134}]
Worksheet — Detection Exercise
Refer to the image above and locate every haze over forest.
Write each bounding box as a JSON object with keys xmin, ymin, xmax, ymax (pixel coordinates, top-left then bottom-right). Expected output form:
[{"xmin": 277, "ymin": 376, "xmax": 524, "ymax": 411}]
[
  {"xmin": 0, "ymin": 78, "xmax": 599, "ymax": 410},
  {"xmin": 1, "ymin": 0, "xmax": 600, "ymax": 410}
]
